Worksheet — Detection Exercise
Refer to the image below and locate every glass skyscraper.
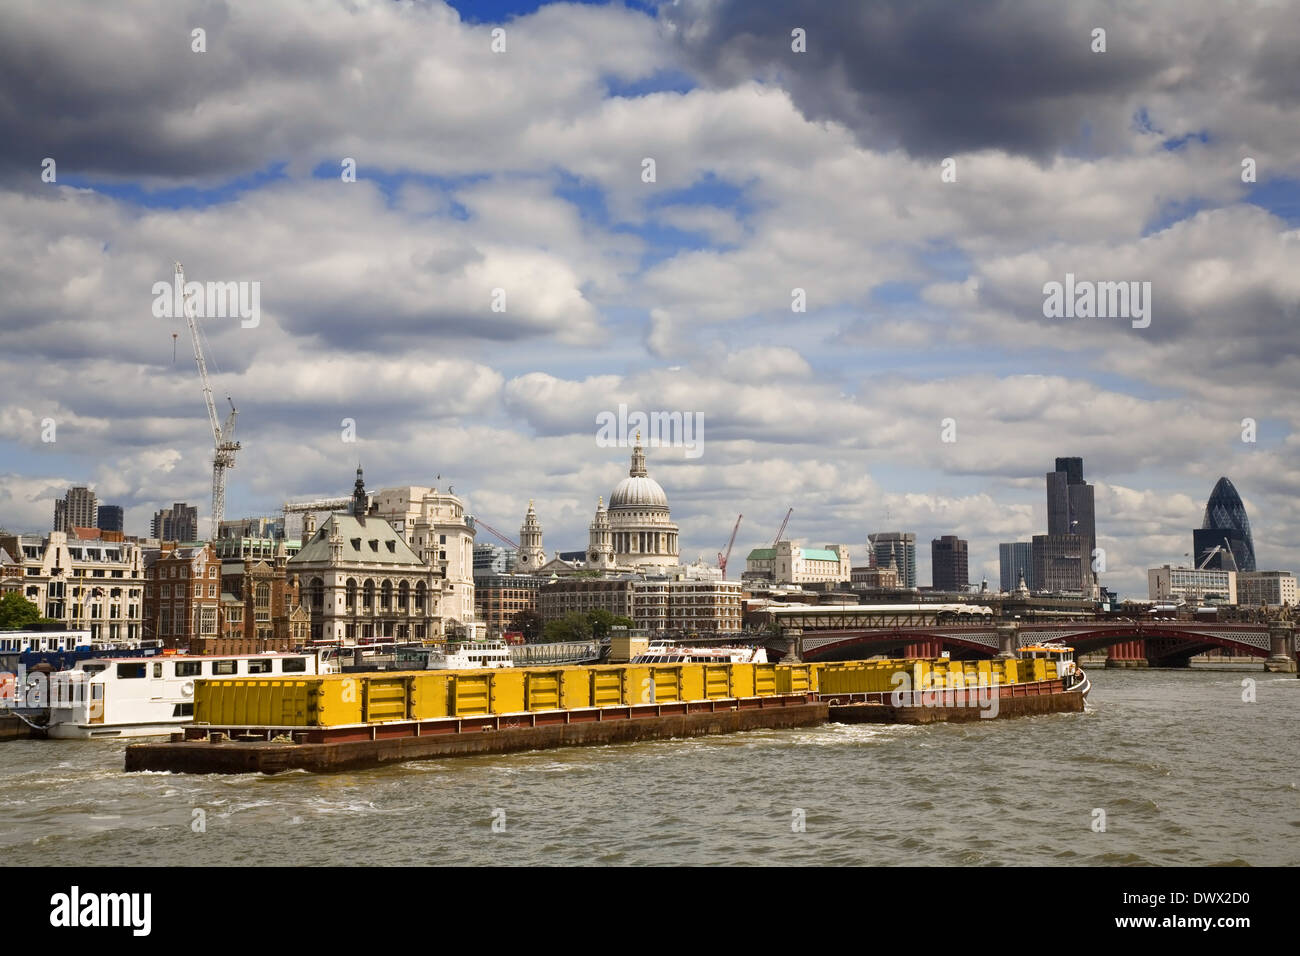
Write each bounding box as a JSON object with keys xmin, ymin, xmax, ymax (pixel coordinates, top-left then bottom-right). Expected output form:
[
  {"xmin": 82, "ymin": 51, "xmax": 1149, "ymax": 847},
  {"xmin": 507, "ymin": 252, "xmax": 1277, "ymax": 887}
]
[{"xmin": 1193, "ymin": 477, "xmax": 1255, "ymax": 572}]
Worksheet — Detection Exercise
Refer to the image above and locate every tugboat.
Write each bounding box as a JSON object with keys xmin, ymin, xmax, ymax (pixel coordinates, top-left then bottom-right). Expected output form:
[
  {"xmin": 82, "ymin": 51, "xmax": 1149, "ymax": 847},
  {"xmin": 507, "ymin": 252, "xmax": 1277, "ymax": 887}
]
[{"xmin": 1019, "ymin": 644, "xmax": 1090, "ymax": 697}]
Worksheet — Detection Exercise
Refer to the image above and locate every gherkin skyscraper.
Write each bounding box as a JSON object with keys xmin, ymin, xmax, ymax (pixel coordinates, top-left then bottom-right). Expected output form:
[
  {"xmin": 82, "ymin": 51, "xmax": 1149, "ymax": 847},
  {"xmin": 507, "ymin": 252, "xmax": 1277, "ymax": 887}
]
[{"xmin": 1193, "ymin": 477, "xmax": 1255, "ymax": 572}]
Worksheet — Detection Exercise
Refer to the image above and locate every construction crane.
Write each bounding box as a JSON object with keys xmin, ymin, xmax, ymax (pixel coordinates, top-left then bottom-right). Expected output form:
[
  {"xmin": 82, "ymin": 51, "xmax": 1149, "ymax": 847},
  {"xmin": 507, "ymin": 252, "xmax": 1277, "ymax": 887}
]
[
  {"xmin": 772, "ymin": 507, "xmax": 793, "ymax": 548},
  {"xmin": 176, "ymin": 262, "xmax": 241, "ymax": 536},
  {"xmin": 471, "ymin": 517, "xmax": 520, "ymax": 551},
  {"xmin": 1196, "ymin": 539, "xmax": 1240, "ymax": 573},
  {"xmin": 718, "ymin": 514, "xmax": 742, "ymax": 576}
]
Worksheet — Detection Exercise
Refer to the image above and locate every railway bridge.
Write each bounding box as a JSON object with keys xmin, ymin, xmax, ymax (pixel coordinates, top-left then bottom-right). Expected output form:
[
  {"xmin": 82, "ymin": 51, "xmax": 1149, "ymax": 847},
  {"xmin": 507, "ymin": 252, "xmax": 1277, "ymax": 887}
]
[{"xmin": 759, "ymin": 605, "xmax": 1296, "ymax": 671}]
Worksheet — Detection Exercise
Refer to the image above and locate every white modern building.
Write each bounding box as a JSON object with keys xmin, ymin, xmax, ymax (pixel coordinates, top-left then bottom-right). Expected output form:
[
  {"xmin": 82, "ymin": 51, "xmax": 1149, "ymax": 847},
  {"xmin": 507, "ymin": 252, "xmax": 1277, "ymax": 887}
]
[{"xmin": 1147, "ymin": 565, "xmax": 1237, "ymax": 605}]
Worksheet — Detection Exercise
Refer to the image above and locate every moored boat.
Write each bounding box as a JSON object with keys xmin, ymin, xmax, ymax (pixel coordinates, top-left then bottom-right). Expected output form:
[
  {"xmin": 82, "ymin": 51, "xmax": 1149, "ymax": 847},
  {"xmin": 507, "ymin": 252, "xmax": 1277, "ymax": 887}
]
[
  {"xmin": 45, "ymin": 651, "xmax": 338, "ymax": 739},
  {"xmin": 631, "ymin": 640, "xmax": 768, "ymax": 665}
]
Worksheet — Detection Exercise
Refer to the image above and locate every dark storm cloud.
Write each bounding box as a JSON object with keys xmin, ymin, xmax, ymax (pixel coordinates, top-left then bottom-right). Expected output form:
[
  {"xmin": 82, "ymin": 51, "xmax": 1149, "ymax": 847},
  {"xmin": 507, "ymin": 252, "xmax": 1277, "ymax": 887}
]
[{"xmin": 660, "ymin": 0, "xmax": 1292, "ymax": 159}]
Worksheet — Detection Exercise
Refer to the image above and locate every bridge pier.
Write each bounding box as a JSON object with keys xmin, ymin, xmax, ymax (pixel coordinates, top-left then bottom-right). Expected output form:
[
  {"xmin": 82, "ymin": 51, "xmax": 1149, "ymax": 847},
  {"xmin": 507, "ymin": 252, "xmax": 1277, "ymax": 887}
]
[
  {"xmin": 1265, "ymin": 623, "xmax": 1296, "ymax": 674},
  {"xmin": 996, "ymin": 624, "xmax": 1018, "ymax": 659},
  {"xmin": 1105, "ymin": 639, "xmax": 1149, "ymax": 669}
]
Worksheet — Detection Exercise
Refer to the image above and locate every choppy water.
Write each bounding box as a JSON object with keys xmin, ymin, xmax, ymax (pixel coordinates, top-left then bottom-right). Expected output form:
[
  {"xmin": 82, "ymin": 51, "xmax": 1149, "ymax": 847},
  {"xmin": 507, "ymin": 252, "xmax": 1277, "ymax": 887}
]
[{"xmin": 3, "ymin": 669, "xmax": 1297, "ymax": 866}]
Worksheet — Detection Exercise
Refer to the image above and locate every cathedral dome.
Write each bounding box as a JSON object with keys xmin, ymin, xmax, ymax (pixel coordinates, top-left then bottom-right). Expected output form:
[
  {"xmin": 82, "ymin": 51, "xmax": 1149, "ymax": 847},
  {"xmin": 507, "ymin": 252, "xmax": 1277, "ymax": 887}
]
[
  {"xmin": 609, "ymin": 474, "xmax": 669, "ymax": 511},
  {"xmin": 608, "ymin": 437, "xmax": 669, "ymax": 512}
]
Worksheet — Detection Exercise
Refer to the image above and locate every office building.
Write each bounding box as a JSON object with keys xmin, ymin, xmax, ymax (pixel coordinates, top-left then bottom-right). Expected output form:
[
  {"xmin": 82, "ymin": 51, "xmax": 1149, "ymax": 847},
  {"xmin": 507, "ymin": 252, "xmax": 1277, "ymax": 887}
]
[
  {"xmin": 999, "ymin": 541, "xmax": 1035, "ymax": 592},
  {"xmin": 1032, "ymin": 533, "xmax": 1086, "ymax": 594},
  {"xmin": 96, "ymin": 505, "xmax": 124, "ymax": 533},
  {"xmin": 869, "ymin": 532, "xmax": 917, "ymax": 589},
  {"xmin": 1046, "ymin": 457, "xmax": 1096, "ymax": 593},
  {"xmin": 1147, "ymin": 565, "xmax": 1237, "ymax": 605},
  {"xmin": 931, "ymin": 535, "xmax": 969, "ymax": 591},
  {"xmin": 1236, "ymin": 571, "xmax": 1297, "ymax": 607},
  {"xmin": 474, "ymin": 573, "xmax": 543, "ymax": 637},
  {"xmin": 1193, "ymin": 477, "xmax": 1256, "ymax": 572},
  {"xmin": 371, "ymin": 482, "xmax": 477, "ymax": 629},
  {"xmin": 0, "ymin": 529, "xmax": 143, "ymax": 642},
  {"xmin": 474, "ymin": 542, "xmax": 514, "ymax": 577}
]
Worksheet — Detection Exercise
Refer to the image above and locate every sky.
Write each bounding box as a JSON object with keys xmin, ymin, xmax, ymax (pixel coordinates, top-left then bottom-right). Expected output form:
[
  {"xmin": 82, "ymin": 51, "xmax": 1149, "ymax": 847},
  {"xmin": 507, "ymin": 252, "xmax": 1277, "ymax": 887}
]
[{"xmin": 1, "ymin": 0, "xmax": 1298, "ymax": 598}]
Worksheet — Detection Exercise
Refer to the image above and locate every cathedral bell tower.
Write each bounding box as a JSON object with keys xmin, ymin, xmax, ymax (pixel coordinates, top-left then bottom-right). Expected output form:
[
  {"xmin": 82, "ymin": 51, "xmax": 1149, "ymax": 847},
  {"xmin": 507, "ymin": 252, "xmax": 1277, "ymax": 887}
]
[
  {"xmin": 587, "ymin": 496, "xmax": 615, "ymax": 570},
  {"xmin": 517, "ymin": 500, "xmax": 545, "ymax": 571}
]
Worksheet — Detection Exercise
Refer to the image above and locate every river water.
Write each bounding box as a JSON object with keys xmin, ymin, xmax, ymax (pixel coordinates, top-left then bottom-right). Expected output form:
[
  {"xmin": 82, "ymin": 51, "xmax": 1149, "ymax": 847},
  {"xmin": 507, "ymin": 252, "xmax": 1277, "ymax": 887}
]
[{"xmin": 3, "ymin": 669, "xmax": 1297, "ymax": 866}]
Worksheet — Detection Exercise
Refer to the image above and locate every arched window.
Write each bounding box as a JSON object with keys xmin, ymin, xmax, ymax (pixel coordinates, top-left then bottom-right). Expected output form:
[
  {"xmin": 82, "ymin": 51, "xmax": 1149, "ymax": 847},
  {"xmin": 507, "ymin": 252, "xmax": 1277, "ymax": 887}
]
[
  {"xmin": 414, "ymin": 581, "xmax": 426, "ymax": 612},
  {"xmin": 363, "ymin": 580, "xmax": 375, "ymax": 610},
  {"xmin": 345, "ymin": 578, "xmax": 357, "ymax": 611},
  {"xmin": 381, "ymin": 580, "xmax": 393, "ymax": 611},
  {"xmin": 398, "ymin": 580, "xmax": 410, "ymax": 611},
  {"xmin": 308, "ymin": 577, "xmax": 324, "ymax": 610}
]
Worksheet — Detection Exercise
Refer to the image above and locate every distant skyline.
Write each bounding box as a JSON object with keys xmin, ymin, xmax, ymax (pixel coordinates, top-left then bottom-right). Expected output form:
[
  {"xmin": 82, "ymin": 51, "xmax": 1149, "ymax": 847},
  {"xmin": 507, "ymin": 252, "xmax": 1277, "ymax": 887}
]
[{"xmin": 2, "ymin": 1, "xmax": 1298, "ymax": 600}]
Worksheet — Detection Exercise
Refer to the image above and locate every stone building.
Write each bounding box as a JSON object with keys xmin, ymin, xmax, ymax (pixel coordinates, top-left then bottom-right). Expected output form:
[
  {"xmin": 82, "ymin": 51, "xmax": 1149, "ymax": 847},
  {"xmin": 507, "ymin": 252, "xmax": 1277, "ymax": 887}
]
[
  {"xmin": 371, "ymin": 482, "xmax": 477, "ymax": 631},
  {"xmin": 0, "ymin": 529, "xmax": 143, "ymax": 642}
]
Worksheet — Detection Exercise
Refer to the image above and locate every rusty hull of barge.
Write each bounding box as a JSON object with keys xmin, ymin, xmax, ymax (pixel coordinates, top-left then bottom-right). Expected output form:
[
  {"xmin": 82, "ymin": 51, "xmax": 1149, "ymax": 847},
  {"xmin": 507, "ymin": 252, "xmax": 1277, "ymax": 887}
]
[{"xmin": 125, "ymin": 697, "xmax": 829, "ymax": 774}]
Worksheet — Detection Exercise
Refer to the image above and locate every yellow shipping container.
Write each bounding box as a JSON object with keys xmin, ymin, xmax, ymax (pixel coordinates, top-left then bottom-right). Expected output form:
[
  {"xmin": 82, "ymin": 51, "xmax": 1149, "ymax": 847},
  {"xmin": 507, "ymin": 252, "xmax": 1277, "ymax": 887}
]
[
  {"xmin": 589, "ymin": 667, "xmax": 625, "ymax": 707},
  {"xmin": 621, "ymin": 665, "xmax": 653, "ymax": 705},
  {"xmin": 775, "ymin": 664, "xmax": 811, "ymax": 694},
  {"xmin": 409, "ymin": 672, "xmax": 451, "ymax": 720},
  {"xmin": 730, "ymin": 662, "xmax": 755, "ymax": 699},
  {"xmin": 491, "ymin": 669, "xmax": 526, "ymax": 713},
  {"xmin": 451, "ymin": 672, "xmax": 492, "ymax": 716},
  {"xmin": 703, "ymin": 663, "xmax": 731, "ymax": 699},
  {"xmin": 648, "ymin": 665, "xmax": 682, "ymax": 702},
  {"xmin": 363, "ymin": 675, "xmax": 411, "ymax": 722},
  {"xmin": 679, "ymin": 663, "xmax": 705, "ymax": 702},
  {"xmin": 523, "ymin": 670, "xmax": 561, "ymax": 711},
  {"xmin": 560, "ymin": 668, "xmax": 591, "ymax": 710}
]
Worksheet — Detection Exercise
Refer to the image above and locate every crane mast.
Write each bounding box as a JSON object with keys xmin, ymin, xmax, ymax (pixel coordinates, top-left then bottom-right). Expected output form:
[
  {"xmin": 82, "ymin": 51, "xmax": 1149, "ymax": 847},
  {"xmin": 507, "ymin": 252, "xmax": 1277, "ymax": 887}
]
[
  {"xmin": 718, "ymin": 513, "xmax": 742, "ymax": 577},
  {"xmin": 772, "ymin": 507, "xmax": 793, "ymax": 548},
  {"xmin": 176, "ymin": 262, "xmax": 241, "ymax": 536}
]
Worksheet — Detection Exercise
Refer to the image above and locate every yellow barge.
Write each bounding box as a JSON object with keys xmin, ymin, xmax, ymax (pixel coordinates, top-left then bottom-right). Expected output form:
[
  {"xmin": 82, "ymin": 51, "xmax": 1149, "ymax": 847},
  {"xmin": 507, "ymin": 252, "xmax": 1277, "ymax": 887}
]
[{"xmin": 124, "ymin": 655, "xmax": 1084, "ymax": 774}]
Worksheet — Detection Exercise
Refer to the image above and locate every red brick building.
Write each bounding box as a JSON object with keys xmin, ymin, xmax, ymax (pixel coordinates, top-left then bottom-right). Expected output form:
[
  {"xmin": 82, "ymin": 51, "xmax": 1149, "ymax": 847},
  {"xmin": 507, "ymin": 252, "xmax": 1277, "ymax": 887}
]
[
  {"xmin": 216, "ymin": 556, "xmax": 308, "ymax": 651},
  {"xmin": 143, "ymin": 542, "xmax": 222, "ymax": 649}
]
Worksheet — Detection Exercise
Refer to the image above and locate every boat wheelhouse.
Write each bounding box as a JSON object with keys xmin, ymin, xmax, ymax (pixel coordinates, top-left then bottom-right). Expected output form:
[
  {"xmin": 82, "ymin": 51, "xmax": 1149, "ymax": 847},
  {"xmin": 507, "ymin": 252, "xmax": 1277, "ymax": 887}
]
[
  {"xmin": 46, "ymin": 651, "xmax": 338, "ymax": 739},
  {"xmin": 1019, "ymin": 644, "xmax": 1090, "ymax": 696}
]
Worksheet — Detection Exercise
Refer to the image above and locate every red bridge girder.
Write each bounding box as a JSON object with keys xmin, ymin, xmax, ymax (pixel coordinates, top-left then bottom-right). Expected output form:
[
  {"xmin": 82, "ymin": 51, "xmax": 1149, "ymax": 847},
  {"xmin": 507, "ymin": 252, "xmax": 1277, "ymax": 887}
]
[{"xmin": 799, "ymin": 623, "xmax": 1270, "ymax": 662}]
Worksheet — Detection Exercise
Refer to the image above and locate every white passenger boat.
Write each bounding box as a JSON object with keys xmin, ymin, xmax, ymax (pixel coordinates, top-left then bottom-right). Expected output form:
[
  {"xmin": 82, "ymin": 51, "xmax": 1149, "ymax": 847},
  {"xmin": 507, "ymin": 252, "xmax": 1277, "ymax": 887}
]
[
  {"xmin": 631, "ymin": 641, "xmax": 768, "ymax": 665},
  {"xmin": 45, "ymin": 651, "xmax": 338, "ymax": 739},
  {"xmin": 425, "ymin": 639, "xmax": 514, "ymax": 670}
]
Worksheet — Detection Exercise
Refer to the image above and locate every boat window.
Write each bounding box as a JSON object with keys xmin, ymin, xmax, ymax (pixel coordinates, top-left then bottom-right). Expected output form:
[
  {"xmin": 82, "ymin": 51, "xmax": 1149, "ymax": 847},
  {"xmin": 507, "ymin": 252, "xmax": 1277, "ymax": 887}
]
[
  {"xmin": 153, "ymin": 663, "xmax": 163, "ymax": 678},
  {"xmin": 282, "ymin": 657, "xmax": 307, "ymax": 673},
  {"xmin": 116, "ymin": 662, "xmax": 146, "ymax": 679},
  {"xmin": 212, "ymin": 660, "xmax": 238, "ymax": 675},
  {"xmin": 176, "ymin": 661, "xmax": 201, "ymax": 677},
  {"xmin": 247, "ymin": 660, "xmax": 272, "ymax": 674},
  {"xmin": 172, "ymin": 703, "xmax": 194, "ymax": 717}
]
